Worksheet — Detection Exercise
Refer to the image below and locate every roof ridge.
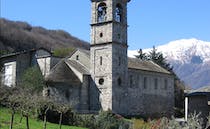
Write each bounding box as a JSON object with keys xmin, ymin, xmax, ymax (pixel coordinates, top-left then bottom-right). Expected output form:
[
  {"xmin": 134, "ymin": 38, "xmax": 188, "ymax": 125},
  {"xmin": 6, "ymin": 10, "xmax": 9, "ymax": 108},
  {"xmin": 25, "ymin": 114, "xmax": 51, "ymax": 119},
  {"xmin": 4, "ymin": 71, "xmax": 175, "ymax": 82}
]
[{"xmin": 149, "ymin": 60, "xmax": 171, "ymax": 74}]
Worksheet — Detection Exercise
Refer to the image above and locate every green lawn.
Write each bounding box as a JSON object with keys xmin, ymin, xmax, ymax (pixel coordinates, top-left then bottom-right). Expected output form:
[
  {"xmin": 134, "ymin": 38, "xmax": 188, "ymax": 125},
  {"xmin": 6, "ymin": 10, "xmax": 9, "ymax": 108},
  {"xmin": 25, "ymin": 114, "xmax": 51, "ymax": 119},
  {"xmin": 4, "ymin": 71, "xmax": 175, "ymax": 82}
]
[{"xmin": 0, "ymin": 107, "xmax": 87, "ymax": 129}]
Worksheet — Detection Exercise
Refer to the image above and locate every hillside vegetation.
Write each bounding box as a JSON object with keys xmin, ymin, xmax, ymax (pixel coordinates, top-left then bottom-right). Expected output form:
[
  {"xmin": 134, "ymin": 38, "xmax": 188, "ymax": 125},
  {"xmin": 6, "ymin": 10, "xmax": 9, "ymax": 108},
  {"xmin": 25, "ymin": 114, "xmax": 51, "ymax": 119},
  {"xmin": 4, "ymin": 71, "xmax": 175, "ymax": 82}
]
[{"xmin": 0, "ymin": 18, "xmax": 90, "ymax": 55}]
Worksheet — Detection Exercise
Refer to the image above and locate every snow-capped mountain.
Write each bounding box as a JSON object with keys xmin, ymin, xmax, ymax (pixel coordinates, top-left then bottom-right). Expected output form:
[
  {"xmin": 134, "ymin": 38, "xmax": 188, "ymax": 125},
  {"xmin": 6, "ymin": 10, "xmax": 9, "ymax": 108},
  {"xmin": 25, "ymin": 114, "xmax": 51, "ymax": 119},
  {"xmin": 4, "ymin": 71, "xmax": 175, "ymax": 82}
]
[
  {"xmin": 128, "ymin": 38, "xmax": 210, "ymax": 89},
  {"xmin": 128, "ymin": 38, "xmax": 210, "ymax": 63}
]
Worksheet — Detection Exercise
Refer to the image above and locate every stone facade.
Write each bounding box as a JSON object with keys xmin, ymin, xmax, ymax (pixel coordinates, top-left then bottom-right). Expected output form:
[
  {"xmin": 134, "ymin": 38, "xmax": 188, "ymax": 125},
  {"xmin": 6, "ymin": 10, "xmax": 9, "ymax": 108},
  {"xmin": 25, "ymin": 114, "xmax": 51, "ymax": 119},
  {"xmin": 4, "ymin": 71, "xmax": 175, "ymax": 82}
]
[
  {"xmin": 0, "ymin": 48, "xmax": 60, "ymax": 87},
  {"xmin": 40, "ymin": 0, "xmax": 175, "ymax": 117},
  {"xmin": 51, "ymin": 49, "xmax": 174, "ymax": 117},
  {"xmin": 125, "ymin": 69, "xmax": 174, "ymax": 117},
  {"xmin": 1, "ymin": 0, "xmax": 175, "ymax": 118},
  {"xmin": 90, "ymin": 0, "xmax": 129, "ymax": 113}
]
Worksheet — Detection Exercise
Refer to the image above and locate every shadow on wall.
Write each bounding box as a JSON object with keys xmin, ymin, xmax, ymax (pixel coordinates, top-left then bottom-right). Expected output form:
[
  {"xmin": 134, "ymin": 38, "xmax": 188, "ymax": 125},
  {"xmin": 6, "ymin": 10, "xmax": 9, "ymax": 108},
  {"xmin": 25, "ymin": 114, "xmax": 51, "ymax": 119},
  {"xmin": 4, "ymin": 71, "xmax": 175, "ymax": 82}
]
[{"xmin": 89, "ymin": 77, "xmax": 101, "ymax": 112}]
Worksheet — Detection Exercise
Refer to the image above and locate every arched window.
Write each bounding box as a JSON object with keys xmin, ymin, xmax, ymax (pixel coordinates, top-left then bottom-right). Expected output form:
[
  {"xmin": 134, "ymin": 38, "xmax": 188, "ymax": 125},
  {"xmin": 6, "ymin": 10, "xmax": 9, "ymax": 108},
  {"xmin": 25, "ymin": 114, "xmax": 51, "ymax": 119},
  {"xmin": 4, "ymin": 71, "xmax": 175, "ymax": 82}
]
[
  {"xmin": 98, "ymin": 3, "xmax": 107, "ymax": 22},
  {"xmin": 115, "ymin": 4, "xmax": 122, "ymax": 22}
]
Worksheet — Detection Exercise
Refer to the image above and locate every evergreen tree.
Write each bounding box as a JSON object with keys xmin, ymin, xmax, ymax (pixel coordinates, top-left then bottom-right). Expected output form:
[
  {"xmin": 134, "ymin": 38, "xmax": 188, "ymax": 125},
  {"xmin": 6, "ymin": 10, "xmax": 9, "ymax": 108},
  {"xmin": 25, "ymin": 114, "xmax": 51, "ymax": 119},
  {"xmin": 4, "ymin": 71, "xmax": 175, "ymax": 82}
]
[
  {"xmin": 135, "ymin": 49, "xmax": 147, "ymax": 60},
  {"xmin": 148, "ymin": 46, "xmax": 173, "ymax": 72}
]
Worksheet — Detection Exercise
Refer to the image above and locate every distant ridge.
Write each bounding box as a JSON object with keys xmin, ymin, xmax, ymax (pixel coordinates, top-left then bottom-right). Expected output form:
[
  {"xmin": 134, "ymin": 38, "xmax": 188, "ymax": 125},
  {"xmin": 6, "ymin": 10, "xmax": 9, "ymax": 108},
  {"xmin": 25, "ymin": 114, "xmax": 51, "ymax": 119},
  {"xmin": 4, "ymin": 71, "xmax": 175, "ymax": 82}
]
[{"xmin": 0, "ymin": 18, "xmax": 90, "ymax": 54}]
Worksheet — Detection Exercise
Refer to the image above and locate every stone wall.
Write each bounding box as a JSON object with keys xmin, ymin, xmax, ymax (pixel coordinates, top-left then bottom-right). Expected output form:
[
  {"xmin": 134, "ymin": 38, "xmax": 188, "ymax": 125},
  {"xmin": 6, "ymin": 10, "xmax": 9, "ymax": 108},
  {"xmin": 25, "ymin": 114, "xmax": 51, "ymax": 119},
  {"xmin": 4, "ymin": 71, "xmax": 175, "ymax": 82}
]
[
  {"xmin": 69, "ymin": 50, "xmax": 90, "ymax": 69},
  {"xmin": 90, "ymin": 0, "xmax": 128, "ymax": 45},
  {"xmin": 47, "ymin": 82, "xmax": 81, "ymax": 109},
  {"xmin": 112, "ymin": 43, "xmax": 128, "ymax": 114},
  {"xmin": 90, "ymin": 44, "xmax": 113, "ymax": 111},
  {"xmin": 124, "ymin": 69, "xmax": 174, "ymax": 118},
  {"xmin": 37, "ymin": 57, "xmax": 51, "ymax": 77},
  {"xmin": 47, "ymin": 75, "xmax": 90, "ymax": 112}
]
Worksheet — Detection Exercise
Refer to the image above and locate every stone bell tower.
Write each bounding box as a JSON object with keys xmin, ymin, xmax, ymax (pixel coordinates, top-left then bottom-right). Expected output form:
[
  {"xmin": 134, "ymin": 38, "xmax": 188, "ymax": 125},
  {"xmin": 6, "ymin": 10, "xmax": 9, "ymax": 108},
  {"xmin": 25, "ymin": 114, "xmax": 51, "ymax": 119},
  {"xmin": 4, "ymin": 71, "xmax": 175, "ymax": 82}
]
[{"xmin": 90, "ymin": 0, "xmax": 130, "ymax": 113}]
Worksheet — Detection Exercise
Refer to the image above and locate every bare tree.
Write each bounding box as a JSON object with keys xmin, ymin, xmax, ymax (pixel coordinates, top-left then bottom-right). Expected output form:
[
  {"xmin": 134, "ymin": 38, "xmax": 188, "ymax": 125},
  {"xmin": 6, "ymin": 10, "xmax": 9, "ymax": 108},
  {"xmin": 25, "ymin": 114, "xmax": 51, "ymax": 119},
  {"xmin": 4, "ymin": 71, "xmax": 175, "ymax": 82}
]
[
  {"xmin": 7, "ymin": 88, "xmax": 22, "ymax": 129},
  {"xmin": 35, "ymin": 96, "xmax": 54, "ymax": 129},
  {"xmin": 55, "ymin": 103, "xmax": 72, "ymax": 129}
]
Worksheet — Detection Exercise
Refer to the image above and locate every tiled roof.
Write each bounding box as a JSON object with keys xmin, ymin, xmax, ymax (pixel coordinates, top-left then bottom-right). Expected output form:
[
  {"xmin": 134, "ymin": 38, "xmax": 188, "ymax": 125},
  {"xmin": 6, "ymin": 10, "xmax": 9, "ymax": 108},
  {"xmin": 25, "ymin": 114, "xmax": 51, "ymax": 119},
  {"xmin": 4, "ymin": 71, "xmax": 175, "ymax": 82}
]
[
  {"xmin": 188, "ymin": 86, "xmax": 210, "ymax": 94},
  {"xmin": 65, "ymin": 60, "xmax": 89, "ymax": 75},
  {"xmin": 47, "ymin": 49, "xmax": 172, "ymax": 83},
  {"xmin": 186, "ymin": 86, "xmax": 210, "ymax": 97},
  {"xmin": 128, "ymin": 58, "xmax": 171, "ymax": 74},
  {"xmin": 71, "ymin": 49, "xmax": 171, "ymax": 74},
  {"xmin": 46, "ymin": 59, "xmax": 81, "ymax": 84}
]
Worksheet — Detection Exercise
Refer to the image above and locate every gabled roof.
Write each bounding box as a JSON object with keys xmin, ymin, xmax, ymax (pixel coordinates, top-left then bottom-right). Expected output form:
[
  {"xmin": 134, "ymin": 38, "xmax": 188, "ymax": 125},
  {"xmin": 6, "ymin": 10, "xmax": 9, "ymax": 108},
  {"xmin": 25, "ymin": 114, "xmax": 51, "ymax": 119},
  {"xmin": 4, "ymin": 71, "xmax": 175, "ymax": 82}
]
[
  {"xmin": 68, "ymin": 48, "xmax": 90, "ymax": 59},
  {"xmin": 187, "ymin": 86, "xmax": 210, "ymax": 93},
  {"xmin": 128, "ymin": 58, "xmax": 171, "ymax": 74},
  {"xmin": 65, "ymin": 60, "xmax": 89, "ymax": 75},
  {"xmin": 46, "ymin": 49, "xmax": 173, "ymax": 86},
  {"xmin": 186, "ymin": 86, "xmax": 210, "ymax": 97},
  {"xmin": 194, "ymin": 86, "xmax": 210, "ymax": 92},
  {"xmin": 46, "ymin": 59, "xmax": 81, "ymax": 84}
]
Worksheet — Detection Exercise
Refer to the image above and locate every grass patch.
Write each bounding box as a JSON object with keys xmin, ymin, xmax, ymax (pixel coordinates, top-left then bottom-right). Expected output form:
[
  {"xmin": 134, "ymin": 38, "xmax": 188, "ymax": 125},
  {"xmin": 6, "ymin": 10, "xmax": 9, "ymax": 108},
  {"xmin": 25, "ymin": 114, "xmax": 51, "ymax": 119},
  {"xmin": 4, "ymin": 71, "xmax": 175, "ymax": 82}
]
[{"xmin": 0, "ymin": 107, "xmax": 87, "ymax": 129}]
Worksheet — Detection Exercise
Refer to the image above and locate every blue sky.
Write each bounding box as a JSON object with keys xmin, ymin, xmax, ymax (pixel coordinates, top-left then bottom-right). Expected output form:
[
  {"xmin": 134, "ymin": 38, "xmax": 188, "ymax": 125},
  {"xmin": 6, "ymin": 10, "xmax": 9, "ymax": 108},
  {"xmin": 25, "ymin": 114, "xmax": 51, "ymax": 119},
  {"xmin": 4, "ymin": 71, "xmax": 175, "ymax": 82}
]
[{"xmin": 1, "ymin": 0, "xmax": 210, "ymax": 50}]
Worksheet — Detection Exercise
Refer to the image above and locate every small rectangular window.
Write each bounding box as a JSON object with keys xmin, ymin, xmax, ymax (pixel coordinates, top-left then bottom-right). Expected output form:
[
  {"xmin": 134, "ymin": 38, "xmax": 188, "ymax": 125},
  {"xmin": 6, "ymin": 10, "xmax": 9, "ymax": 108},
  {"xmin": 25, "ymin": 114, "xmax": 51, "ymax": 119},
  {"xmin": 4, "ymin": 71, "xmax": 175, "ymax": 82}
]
[
  {"xmin": 100, "ymin": 56, "xmax": 102, "ymax": 65},
  {"xmin": 118, "ymin": 57, "xmax": 121, "ymax": 66},
  {"xmin": 76, "ymin": 55, "xmax": 79, "ymax": 60},
  {"xmin": 3, "ymin": 62, "xmax": 16, "ymax": 87},
  {"xmin": 130, "ymin": 75, "xmax": 133, "ymax": 87},
  {"xmin": 143, "ymin": 77, "xmax": 147, "ymax": 89},
  {"xmin": 154, "ymin": 78, "xmax": 158, "ymax": 89},
  {"xmin": 164, "ymin": 79, "xmax": 168, "ymax": 90}
]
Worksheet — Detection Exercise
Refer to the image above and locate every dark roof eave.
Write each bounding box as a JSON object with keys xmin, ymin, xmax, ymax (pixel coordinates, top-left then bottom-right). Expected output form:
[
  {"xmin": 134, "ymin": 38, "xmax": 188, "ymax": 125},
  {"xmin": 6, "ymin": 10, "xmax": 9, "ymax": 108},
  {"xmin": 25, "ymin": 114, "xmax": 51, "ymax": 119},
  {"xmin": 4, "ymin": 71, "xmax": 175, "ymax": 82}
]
[
  {"xmin": 186, "ymin": 92, "xmax": 209, "ymax": 97},
  {"xmin": 128, "ymin": 67, "xmax": 173, "ymax": 76},
  {"xmin": 0, "ymin": 48, "xmax": 52, "ymax": 59}
]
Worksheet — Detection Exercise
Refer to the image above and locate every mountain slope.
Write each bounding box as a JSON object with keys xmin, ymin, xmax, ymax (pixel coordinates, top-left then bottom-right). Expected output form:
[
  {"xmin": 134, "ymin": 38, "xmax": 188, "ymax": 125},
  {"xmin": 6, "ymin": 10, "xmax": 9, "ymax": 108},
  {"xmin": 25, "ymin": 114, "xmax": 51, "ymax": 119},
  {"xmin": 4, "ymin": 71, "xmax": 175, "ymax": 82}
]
[
  {"xmin": 128, "ymin": 38, "xmax": 210, "ymax": 89},
  {"xmin": 0, "ymin": 18, "xmax": 90, "ymax": 54}
]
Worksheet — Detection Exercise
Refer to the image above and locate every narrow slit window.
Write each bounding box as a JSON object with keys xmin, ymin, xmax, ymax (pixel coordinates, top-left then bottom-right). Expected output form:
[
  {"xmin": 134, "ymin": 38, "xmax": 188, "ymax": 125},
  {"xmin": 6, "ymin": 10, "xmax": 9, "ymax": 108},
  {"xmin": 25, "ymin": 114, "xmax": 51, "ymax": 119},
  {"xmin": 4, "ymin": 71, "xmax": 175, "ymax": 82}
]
[
  {"xmin": 130, "ymin": 75, "xmax": 133, "ymax": 87},
  {"xmin": 154, "ymin": 78, "xmax": 158, "ymax": 89},
  {"xmin": 143, "ymin": 77, "xmax": 147, "ymax": 89},
  {"xmin": 118, "ymin": 77, "xmax": 121, "ymax": 86},
  {"xmin": 100, "ymin": 56, "xmax": 102, "ymax": 65},
  {"xmin": 76, "ymin": 55, "xmax": 79, "ymax": 60},
  {"xmin": 164, "ymin": 79, "xmax": 168, "ymax": 90}
]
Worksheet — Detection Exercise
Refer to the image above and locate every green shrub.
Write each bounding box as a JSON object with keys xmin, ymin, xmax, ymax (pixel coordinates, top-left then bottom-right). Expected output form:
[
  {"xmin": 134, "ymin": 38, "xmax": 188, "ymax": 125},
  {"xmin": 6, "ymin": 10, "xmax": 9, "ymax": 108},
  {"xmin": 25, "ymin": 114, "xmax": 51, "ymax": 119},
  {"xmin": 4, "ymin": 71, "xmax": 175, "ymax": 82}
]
[
  {"xmin": 53, "ymin": 47, "xmax": 75, "ymax": 57},
  {"xmin": 75, "ymin": 111, "xmax": 130, "ymax": 129},
  {"xmin": 95, "ymin": 110, "xmax": 129, "ymax": 129},
  {"xmin": 132, "ymin": 118, "xmax": 152, "ymax": 129},
  {"xmin": 75, "ymin": 114, "xmax": 96, "ymax": 129},
  {"xmin": 20, "ymin": 66, "xmax": 45, "ymax": 93}
]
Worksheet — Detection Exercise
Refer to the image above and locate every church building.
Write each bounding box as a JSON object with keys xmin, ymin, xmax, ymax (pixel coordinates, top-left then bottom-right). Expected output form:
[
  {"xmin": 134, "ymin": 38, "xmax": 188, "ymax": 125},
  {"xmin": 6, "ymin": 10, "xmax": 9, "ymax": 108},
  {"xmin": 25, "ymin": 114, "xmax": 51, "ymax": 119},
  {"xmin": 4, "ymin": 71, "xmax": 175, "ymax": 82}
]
[
  {"xmin": 46, "ymin": 0, "xmax": 174, "ymax": 117},
  {"xmin": 1, "ymin": 0, "xmax": 175, "ymax": 118}
]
